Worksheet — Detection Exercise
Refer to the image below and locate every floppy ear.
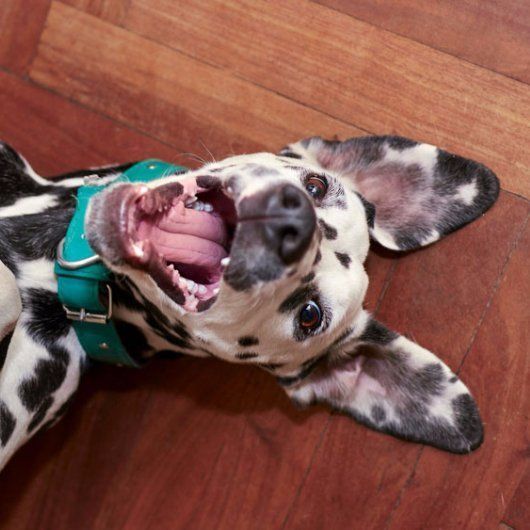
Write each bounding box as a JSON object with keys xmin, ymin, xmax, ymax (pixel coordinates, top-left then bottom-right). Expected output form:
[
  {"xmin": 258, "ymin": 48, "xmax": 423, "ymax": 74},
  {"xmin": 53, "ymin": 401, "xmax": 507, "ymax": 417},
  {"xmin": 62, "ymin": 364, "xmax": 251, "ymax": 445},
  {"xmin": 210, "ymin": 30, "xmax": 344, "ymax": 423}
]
[
  {"xmin": 280, "ymin": 136, "xmax": 499, "ymax": 250},
  {"xmin": 279, "ymin": 311, "xmax": 483, "ymax": 453}
]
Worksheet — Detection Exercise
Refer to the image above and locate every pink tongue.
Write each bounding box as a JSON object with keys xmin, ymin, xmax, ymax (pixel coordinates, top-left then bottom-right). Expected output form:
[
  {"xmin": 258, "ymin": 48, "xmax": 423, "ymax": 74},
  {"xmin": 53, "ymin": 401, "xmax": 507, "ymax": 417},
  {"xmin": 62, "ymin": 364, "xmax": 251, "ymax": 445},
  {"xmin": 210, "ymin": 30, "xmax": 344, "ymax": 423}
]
[{"xmin": 137, "ymin": 205, "xmax": 228, "ymax": 278}]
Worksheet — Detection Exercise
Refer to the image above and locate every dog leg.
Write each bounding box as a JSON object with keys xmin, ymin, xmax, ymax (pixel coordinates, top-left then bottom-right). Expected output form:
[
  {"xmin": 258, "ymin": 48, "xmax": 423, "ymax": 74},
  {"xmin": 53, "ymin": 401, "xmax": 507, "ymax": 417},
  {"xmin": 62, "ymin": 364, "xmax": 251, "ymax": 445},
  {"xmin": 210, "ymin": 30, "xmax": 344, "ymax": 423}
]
[
  {"xmin": 0, "ymin": 260, "xmax": 21, "ymax": 343},
  {"xmin": 0, "ymin": 315, "xmax": 84, "ymax": 472}
]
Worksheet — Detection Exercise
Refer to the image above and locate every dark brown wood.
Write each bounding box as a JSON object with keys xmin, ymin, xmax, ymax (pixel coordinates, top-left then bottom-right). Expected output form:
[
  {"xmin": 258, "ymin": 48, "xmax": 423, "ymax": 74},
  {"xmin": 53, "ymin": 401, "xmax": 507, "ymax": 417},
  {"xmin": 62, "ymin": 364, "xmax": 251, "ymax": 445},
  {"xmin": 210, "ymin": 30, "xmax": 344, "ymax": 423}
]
[
  {"xmin": 61, "ymin": 0, "xmax": 129, "ymax": 25},
  {"xmin": 0, "ymin": 70, "xmax": 181, "ymax": 175},
  {"xmin": 281, "ymin": 195, "xmax": 530, "ymax": 530},
  {"xmin": 115, "ymin": 0, "xmax": 530, "ymax": 198},
  {"xmin": 0, "ymin": 1, "xmax": 529, "ymax": 527},
  {"xmin": 0, "ymin": 0, "xmax": 51, "ymax": 74},
  {"xmin": 316, "ymin": 0, "xmax": 530, "ymax": 85}
]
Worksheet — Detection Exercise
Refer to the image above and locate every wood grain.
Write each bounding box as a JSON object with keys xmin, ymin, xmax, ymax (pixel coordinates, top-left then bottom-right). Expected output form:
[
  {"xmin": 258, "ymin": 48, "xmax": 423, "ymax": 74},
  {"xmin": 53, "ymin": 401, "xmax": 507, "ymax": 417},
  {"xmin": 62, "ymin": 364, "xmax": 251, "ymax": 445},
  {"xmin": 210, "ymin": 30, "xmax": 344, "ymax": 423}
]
[
  {"xmin": 0, "ymin": 0, "xmax": 51, "ymax": 74},
  {"xmin": 316, "ymin": 0, "xmax": 530, "ymax": 85},
  {"xmin": 30, "ymin": 2, "xmax": 361, "ymax": 161},
  {"xmin": 0, "ymin": 70, "xmax": 180, "ymax": 175},
  {"xmin": 0, "ymin": 1, "xmax": 529, "ymax": 527},
  {"xmin": 60, "ymin": 0, "xmax": 130, "ymax": 24},
  {"xmin": 282, "ymin": 195, "xmax": 530, "ymax": 529},
  {"xmin": 118, "ymin": 0, "xmax": 530, "ymax": 198},
  {"xmin": 385, "ymin": 215, "xmax": 530, "ymax": 529}
]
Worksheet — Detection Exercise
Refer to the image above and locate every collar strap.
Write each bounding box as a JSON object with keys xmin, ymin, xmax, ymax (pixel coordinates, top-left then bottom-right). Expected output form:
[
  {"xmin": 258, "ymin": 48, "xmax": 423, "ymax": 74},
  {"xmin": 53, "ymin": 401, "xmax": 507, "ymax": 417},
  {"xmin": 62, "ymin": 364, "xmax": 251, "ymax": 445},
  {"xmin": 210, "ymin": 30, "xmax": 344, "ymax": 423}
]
[{"xmin": 55, "ymin": 159, "xmax": 188, "ymax": 367}]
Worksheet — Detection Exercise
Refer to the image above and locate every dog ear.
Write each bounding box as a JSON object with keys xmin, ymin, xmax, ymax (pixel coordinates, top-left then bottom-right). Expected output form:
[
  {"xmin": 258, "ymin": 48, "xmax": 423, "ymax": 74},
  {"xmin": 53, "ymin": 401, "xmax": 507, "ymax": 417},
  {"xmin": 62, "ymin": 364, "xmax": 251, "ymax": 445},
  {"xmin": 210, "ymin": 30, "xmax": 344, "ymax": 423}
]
[
  {"xmin": 279, "ymin": 311, "xmax": 483, "ymax": 453},
  {"xmin": 279, "ymin": 136, "xmax": 499, "ymax": 250}
]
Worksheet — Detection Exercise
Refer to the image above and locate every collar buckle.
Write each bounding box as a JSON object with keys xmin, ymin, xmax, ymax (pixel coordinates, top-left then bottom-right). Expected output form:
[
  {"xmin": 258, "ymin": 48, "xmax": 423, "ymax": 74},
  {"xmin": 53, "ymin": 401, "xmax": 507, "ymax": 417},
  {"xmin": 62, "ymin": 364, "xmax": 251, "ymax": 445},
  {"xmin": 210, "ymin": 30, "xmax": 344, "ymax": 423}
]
[{"xmin": 63, "ymin": 284, "xmax": 113, "ymax": 324}]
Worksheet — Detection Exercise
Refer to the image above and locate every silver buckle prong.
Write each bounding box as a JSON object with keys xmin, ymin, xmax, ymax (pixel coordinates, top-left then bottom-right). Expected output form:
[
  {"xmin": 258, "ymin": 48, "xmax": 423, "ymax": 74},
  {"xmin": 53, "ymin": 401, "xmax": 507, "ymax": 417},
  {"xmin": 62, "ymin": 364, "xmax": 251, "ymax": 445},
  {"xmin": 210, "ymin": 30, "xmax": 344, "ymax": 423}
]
[{"xmin": 63, "ymin": 285, "xmax": 113, "ymax": 325}]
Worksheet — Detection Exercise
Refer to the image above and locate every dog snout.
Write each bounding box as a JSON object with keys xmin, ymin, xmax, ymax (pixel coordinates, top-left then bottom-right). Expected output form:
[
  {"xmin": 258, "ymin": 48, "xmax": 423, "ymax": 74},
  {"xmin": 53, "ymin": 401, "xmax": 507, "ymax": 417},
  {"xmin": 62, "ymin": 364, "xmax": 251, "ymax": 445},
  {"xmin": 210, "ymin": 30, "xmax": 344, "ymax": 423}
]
[{"xmin": 241, "ymin": 184, "xmax": 316, "ymax": 264}]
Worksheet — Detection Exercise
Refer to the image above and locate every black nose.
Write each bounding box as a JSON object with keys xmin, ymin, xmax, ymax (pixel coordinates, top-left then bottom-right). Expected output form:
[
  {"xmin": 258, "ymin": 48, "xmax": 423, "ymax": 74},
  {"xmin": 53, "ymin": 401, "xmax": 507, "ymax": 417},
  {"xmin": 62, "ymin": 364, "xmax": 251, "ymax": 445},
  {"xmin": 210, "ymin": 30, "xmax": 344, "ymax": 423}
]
[{"xmin": 241, "ymin": 184, "xmax": 316, "ymax": 264}]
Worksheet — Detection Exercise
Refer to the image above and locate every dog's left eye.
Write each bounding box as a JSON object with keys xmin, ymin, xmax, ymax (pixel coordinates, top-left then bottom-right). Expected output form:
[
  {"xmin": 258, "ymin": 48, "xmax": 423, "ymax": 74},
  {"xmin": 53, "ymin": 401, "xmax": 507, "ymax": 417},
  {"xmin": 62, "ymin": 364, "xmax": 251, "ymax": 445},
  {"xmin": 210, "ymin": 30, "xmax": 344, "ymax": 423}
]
[
  {"xmin": 299, "ymin": 300, "xmax": 323, "ymax": 331},
  {"xmin": 305, "ymin": 175, "xmax": 328, "ymax": 201}
]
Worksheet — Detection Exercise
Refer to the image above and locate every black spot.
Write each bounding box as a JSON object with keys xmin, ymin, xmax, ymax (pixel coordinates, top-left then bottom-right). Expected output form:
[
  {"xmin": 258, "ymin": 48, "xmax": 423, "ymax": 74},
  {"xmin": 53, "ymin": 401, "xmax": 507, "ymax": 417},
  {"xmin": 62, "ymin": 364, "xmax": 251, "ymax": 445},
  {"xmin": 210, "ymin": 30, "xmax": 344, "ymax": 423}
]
[
  {"xmin": 115, "ymin": 320, "xmax": 152, "ymax": 361},
  {"xmin": 313, "ymin": 249, "xmax": 322, "ymax": 265},
  {"xmin": 355, "ymin": 193, "xmax": 376, "ymax": 228},
  {"xmin": 279, "ymin": 285, "xmax": 317, "ymax": 313},
  {"xmin": 236, "ymin": 352, "xmax": 259, "ymax": 360},
  {"xmin": 23, "ymin": 289, "xmax": 71, "ymax": 346},
  {"xmin": 53, "ymin": 394, "xmax": 76, "ymax": 421},
  {"xmin": 318, "ymin": 219, "xmax": 337, "ymax": 240},
  {"xmin": 238, "ymin": 336, "xmax": 260, "ymax": 347},
  {"xmin": 385, "ymin": 136, "xmax": 418, "ymax": 150},
  {"xmin": 335, "ymin": 252, "xmax": 351, "ymax": 268},
  {"xmin": 279, "ymin": 150, "xmax": 302, "ymax": 159},
  {"xmin": 258, "ymin": 362, "xmax": 285, "ymax": 370},
  {"xmin": 196, "ymin": 175, "xmax": 221, "ymax": 189},
  {"xmin": 359, "ymin": 319, "xmax": 398, "ymax": 345},
  {"xmin": 0, "ymin": 331, "xmax": 13, "ymax": 372},
  {"xmin": 157, "ymin": 350, "xmax": 185, "ymax": 360},
  {"xmin": 276, "ymin": 361, "xmax": 320, "ymax": 387},
  {"xmin": 0, "ymin": 401, "xmax": 16, "ymax": 446},
  {"xmin": 452, "ymin": 393, "xmax": 484, "ymax": 451},
  {"xmin": 449, "ymin": 376, "xmax": 458, "ymax": 383},
  {"xmin": 27, "ymin": 396, "xmax": 54, "ymax": 433},
  {"xmin": 301, "ymin": 271, "xmax": 315, "ymax": 283},
  {"xmin": 371, "ymin": 405, "xmax": 386, "ymax": 423},
  {"xmin": 0, "ymin": 207, "xmax": 74, "ymax": 262},
  {"xmin": 197, "ymin": 298, "xmax": 217, "ymax": 312},
  {"xmin": 332, "ymin": 327, "xmax": 354, "ymax": 346},
  {"xmin": 18, "ymin": 345, "xmax": 69, "ymax": 412}
]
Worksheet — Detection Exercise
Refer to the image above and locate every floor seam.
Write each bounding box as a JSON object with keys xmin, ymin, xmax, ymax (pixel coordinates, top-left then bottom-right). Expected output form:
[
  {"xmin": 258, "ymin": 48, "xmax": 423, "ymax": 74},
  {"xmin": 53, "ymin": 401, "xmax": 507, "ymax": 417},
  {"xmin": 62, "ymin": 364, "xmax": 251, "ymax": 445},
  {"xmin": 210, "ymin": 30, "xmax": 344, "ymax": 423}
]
[
  {"xmin": 374, "ymin": 260, "xmax": 398, "ymax": 316},
  {"xmin": 383, "ymin": 447, "xmax": 424, "ymax": 529},
  {"xmin": 457, "ymin": 210, "xmax": 530, "ymax": 374},
  {"xmin": 279, "ymin": 414, "xmax": 332, "ymax": 530},
  {"xmin": 311, "ymin": 1, "xmax": 530, "ymax": 89}
]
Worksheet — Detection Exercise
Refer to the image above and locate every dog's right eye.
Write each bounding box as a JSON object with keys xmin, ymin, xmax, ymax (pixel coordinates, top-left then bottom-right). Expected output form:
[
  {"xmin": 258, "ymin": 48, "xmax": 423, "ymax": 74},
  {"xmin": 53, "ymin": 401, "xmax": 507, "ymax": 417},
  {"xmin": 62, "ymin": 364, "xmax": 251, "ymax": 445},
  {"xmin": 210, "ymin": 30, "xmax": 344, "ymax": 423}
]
[
  {"xmin": 305, "ymin": 174, "xmax": 328, "ymax": 201},
  {"xmin": 299, "ymin": 300, "xmax": 323, "ymax": 331}
]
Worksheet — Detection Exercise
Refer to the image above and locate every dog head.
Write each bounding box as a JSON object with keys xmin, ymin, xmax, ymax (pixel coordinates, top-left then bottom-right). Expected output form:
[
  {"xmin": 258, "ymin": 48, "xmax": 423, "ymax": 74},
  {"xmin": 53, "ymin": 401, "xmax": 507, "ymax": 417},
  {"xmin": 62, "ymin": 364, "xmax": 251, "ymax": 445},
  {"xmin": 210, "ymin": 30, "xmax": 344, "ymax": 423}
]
[{"xmin": 86, "ymin": 135, "xmax": 498, "ymax": 453}]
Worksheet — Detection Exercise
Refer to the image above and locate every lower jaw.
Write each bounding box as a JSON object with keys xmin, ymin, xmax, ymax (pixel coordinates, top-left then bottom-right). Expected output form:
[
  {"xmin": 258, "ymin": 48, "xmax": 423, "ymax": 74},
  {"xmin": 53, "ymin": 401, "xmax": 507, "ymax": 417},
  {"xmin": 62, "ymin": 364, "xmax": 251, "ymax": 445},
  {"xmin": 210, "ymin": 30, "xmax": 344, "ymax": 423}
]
[{"xmin": 118, "ymin": 181, "xmax": 235, "ymax": 313}]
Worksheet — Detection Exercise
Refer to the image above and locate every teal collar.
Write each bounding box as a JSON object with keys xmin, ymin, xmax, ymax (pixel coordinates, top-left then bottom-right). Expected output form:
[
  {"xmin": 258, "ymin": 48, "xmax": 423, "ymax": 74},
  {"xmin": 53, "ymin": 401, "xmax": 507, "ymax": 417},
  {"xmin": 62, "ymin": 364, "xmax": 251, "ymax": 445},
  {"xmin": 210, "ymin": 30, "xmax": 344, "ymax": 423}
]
[{"xmin": 55, "ymin": 159, "xmax": 188, "ymax": 367}]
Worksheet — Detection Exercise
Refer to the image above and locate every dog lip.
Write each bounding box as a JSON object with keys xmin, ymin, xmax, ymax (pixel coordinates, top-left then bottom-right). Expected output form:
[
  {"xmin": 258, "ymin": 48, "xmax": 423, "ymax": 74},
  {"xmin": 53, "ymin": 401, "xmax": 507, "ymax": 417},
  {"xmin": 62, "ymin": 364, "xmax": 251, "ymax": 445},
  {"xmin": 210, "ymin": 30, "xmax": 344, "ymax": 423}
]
[{"xmin": 95, "ymin": 178, "xmax": 236, "ymax": 312}]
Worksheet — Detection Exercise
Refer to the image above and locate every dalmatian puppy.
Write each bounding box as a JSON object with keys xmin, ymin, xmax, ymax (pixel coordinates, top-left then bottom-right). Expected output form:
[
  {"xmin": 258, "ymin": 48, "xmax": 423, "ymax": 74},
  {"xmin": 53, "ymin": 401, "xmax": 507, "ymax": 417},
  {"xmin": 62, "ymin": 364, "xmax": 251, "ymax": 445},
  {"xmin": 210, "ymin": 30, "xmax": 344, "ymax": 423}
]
[{"xmin": 0, "ymin": 136, "xmax": 499, "ymax": 471}]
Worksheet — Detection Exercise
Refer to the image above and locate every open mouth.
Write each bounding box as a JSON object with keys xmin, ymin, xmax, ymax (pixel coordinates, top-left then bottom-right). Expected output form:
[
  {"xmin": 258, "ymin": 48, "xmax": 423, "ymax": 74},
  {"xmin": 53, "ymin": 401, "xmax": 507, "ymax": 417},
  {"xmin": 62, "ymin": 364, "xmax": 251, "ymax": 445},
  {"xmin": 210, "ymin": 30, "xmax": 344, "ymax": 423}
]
[{"xmin": 115, "ymin": 177, "xmax": 237, "ymax": 312}]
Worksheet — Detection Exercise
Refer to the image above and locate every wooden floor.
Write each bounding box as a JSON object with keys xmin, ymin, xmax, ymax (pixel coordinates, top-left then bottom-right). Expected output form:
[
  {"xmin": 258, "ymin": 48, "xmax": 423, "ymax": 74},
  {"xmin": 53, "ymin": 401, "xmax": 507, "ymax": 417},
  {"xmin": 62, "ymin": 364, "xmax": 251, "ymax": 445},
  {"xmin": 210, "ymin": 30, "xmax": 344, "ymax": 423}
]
[{"xmin": 0, "ymin": 1, "xmax": 529, "ymax": 528}]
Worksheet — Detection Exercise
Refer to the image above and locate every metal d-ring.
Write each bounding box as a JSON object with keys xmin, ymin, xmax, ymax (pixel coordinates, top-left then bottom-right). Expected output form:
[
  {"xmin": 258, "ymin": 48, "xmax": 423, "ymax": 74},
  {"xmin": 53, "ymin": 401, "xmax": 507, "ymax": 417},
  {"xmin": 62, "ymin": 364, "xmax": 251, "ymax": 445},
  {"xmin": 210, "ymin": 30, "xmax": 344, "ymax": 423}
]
[{"xmin": 56, "ymin": 238, "xmax": 102, "ymax": 270}]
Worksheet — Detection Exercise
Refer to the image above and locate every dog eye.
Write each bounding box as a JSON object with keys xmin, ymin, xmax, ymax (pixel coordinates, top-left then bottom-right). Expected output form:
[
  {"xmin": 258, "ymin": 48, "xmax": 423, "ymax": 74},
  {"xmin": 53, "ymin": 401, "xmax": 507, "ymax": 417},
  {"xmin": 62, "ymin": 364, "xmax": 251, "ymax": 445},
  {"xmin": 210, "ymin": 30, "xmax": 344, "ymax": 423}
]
[
  {"xmin": 299, "ymin": 300, "xmax": 323, "ymax": 331},
  {"xmin": 305, "ymin": 175, "xmax": 328, "ymax": 201}
]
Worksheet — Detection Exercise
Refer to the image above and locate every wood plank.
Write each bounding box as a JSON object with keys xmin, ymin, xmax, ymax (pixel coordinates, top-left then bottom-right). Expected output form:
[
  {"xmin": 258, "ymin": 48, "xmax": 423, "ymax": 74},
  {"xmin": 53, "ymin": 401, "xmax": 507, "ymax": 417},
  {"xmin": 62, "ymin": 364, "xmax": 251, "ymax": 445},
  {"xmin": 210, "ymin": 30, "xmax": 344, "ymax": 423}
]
[
  {"xmin": 283, "ymin": 193, "xmax": 530, "ymax": 529},
  {"xmin": 60, "ymin": 0, "xmax": 129, "ymax": 25},
  {"xmin": 316, "ymin": 0, "xmax": 530, "ymax": 85},
  {"xmin": 0, "ymin": 0, "xmax": 51, "ymax": 74},
  {"xmin": 30, "ymin": 2, "xmax": 362, "ymax": 162},
  {"xmin": 0, "ymin": 70, "xmax": 179, "ymax": 175},
  {"xmin": 0, "ymin": 74, "xmax": 396, "ymax": 529},
  {"xmin": 118, "ymin": 0, "xmax": 530, "ymax": 199},
  {"xmin": 0, "ymin": 360, "xmax": 328, "ymax": 529},
  {"xmin": 503, "ymin": 466, "xmax": 530, "ymax": 528},
  {"xmin": 386, "ymin": 215, "xmax": 530, "ymax": 529}
]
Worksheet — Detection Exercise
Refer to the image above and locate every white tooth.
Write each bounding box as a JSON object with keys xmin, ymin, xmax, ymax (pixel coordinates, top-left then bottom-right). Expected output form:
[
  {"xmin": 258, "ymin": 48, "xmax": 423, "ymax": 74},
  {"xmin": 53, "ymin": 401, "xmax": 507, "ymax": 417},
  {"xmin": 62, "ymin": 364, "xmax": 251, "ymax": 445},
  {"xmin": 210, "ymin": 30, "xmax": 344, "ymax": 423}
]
[
  {"xmin": 220, "ymin": 257, "xmax": 230, "ymax": 267},
  {"xmin": 198, "ymin": 285, "xmax": 207, "ymax": 294},
  {"xmin": 203, "ymin": 203, "xmax": 214, "ymax": 213},
  {"xmin": 187, "ymin": 280, "xmax": 197, "ymax": 293},
  {"xmin": 185, "ymin": 196, "xmax": 197, "ymax": 206},
  {"xmin": 168, "ymin": 263, "xmax": 175, "ymax": 271},
  {"xmin": 132, "ymin": 241, "xmax": 145, "ymax": 257},
  {"xmin": 213, "ymin": 288, "xmax": 220, "ymax": 295},
  {"xmin": 178, "ymin": 278, "xmax": 187, "ymax": 290}
]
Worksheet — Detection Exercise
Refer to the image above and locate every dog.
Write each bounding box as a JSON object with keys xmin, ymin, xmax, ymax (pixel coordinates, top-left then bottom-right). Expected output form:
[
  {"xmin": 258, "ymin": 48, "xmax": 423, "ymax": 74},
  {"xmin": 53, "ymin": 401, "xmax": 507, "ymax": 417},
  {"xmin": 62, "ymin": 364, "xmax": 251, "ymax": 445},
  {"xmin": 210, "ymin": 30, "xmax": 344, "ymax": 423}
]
[{"xmin": 0, "ymin": 135, "xmax": 499, "ymax": 470}]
